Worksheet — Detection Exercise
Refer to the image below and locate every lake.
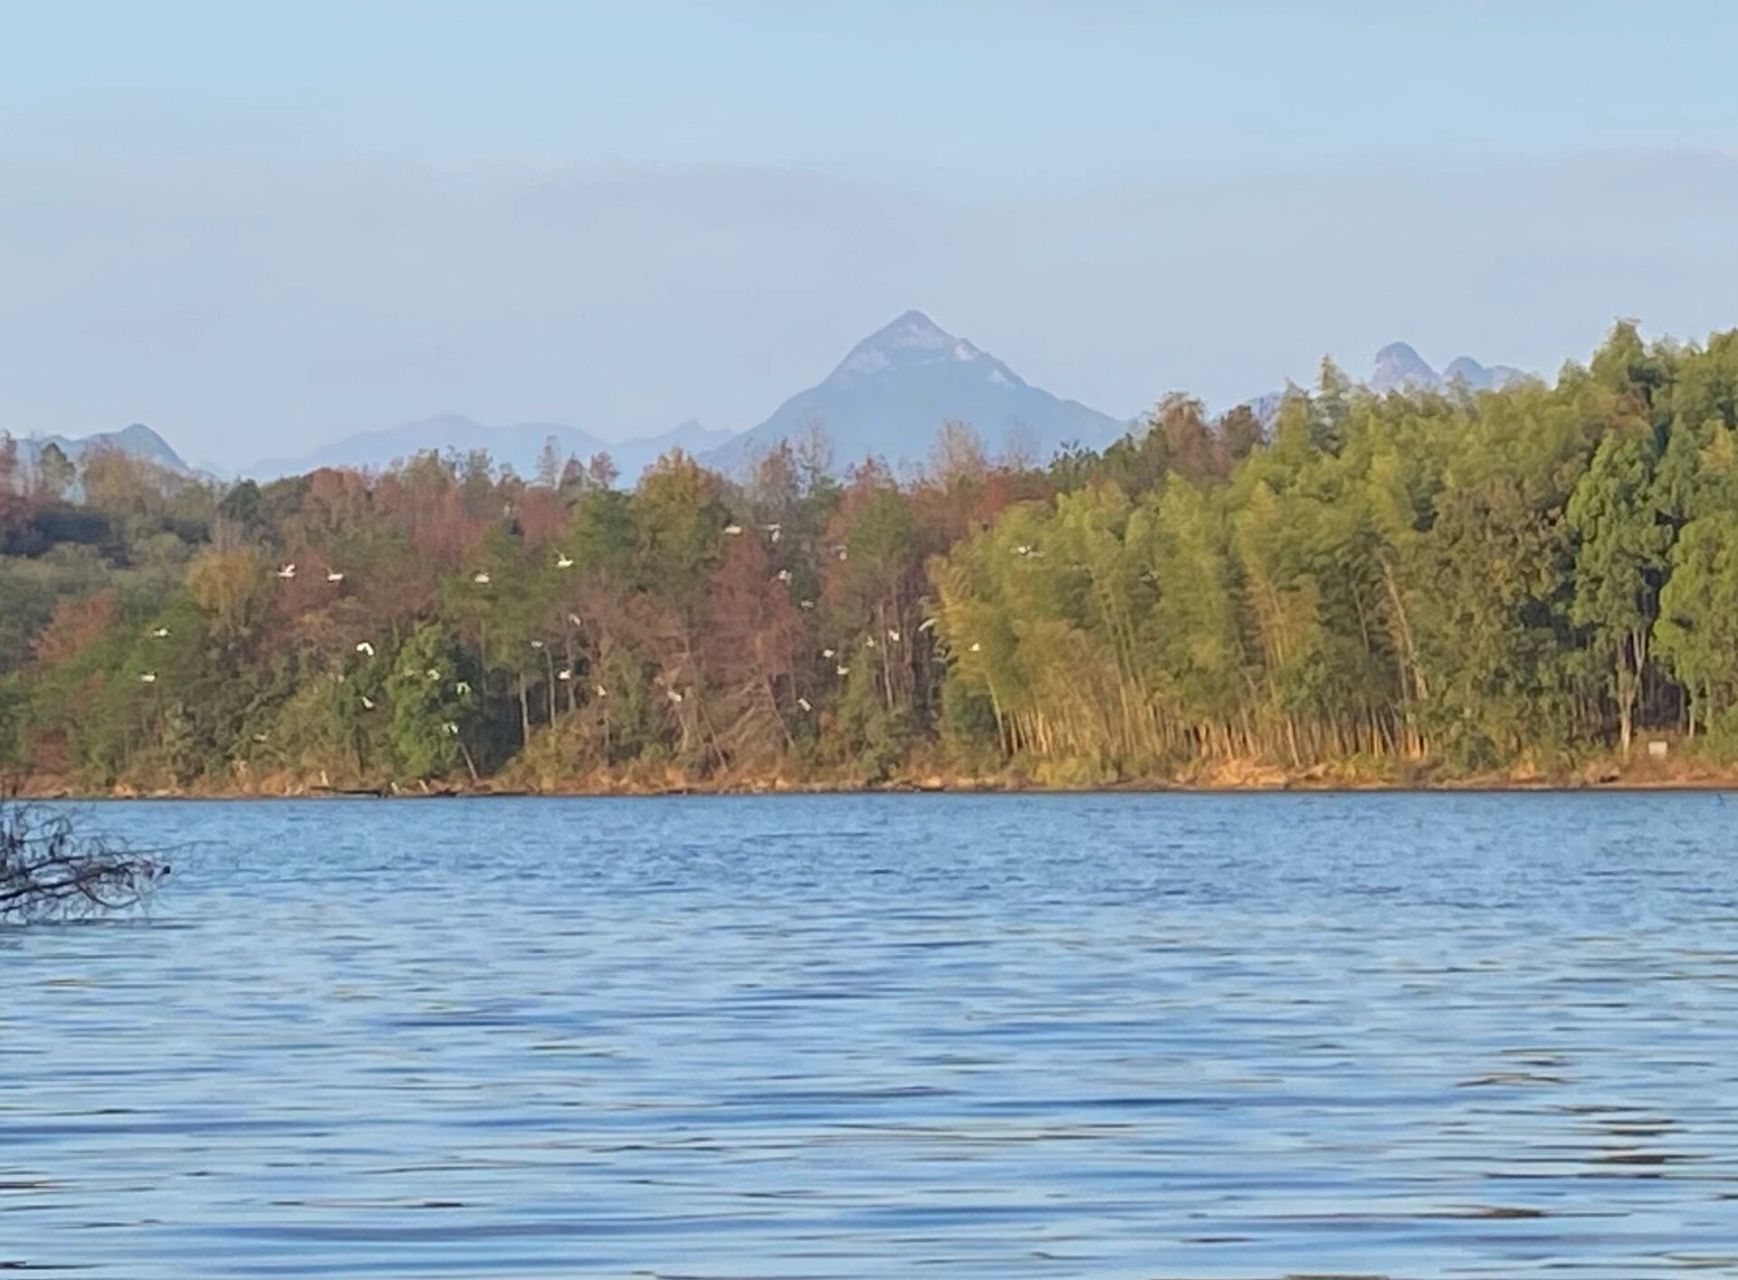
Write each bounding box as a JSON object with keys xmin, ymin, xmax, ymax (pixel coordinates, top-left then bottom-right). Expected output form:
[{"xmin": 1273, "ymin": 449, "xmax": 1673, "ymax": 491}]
[{"xmin": 3, "ymin": 793, "xmax": 1736, "ymax": 1277}]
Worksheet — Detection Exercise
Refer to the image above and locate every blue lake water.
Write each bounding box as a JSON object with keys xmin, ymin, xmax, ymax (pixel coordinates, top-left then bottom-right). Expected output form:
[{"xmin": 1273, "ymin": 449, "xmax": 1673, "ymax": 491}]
[{"xmin": 3, "ymin": 792, "xmax": 1737, "ymax": 1277}]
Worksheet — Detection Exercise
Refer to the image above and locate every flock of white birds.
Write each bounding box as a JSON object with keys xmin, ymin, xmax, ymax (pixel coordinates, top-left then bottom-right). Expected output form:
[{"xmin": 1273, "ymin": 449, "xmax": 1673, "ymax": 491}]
[{"xmin": 135, "ymin": 522, "xmax": 975, "ymax": 725}]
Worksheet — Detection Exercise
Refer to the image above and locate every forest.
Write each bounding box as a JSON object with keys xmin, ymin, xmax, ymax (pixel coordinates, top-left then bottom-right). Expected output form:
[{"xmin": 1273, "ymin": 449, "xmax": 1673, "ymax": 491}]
[{"xmin": 3, "ymin": 320, "xmax": 1738, "ymax": 794}]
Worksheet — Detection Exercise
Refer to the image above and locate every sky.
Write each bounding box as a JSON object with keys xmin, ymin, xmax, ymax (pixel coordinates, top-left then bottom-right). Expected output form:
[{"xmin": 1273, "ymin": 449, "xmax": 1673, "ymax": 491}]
[{"xmin": 3, "ymin": 1, "xmax": 1737, "ymax": 469}]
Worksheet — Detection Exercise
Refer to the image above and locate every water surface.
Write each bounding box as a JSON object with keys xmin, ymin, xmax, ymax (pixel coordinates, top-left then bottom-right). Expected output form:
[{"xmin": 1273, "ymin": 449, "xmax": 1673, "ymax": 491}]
[{"xmin": 3, "ymin": 793, "xmax": 1737, "ymax": 1276}]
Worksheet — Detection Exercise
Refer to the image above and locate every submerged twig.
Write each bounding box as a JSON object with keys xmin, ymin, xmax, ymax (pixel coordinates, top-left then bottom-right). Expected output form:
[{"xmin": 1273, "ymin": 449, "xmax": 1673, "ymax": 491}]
[{"xmin": 0, "ymin": 800, "xmax": 170, "ymax": 923}]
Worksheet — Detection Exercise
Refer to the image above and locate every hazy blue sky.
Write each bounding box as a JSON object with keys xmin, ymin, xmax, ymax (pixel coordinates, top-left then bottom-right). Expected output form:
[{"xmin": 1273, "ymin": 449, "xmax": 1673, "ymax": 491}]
[{"xmin": 3, "ymin": 1, "xmax": 1737, "ymax": 467}]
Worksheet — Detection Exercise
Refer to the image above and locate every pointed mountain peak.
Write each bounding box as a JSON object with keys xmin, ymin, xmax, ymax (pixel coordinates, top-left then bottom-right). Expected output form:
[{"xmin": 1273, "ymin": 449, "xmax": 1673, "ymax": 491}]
[
  {"xmin": 1370, "ymin": 341, "xmax": 1441, "ymax": 393},
  {"xmin": 833, "ymin": 309, "xmax": 987, "ymax": 380},
  {"xmin": 877, "ymin": 308, "xmax": 951, "ymax": 343}
]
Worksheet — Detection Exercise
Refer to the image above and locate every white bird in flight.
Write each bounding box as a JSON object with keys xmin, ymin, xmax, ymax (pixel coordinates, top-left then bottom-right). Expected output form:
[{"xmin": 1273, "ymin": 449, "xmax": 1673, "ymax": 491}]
[{"xmin": 276, "ymin": 563, "xmax": 296, "ymax": 579}]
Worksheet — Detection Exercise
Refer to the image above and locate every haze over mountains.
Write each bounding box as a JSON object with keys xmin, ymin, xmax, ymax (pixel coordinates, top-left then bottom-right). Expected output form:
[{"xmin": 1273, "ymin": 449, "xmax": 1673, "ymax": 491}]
[
  {"xmin": 248, "ymin": 416, "xmax": 733, "ymax": 484},
  {"xmin": 13, "ymin": 319, "xmax": 1533, "ymax": 486},
  {"xmin": 240, "ymin": 310, "xmax": 1124, "ymax": 482}
]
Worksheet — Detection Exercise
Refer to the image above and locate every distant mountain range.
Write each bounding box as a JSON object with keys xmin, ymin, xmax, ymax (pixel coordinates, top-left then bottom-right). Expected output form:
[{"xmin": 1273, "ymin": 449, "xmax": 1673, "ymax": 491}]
[
  {"xmin": 14, "ymin": 322, "xmax": 1537, "ymax": 490},
  {"xmin": 1368, "ymin": 341, "xmax": 1528, "ymax": 395},
  {"xmin": 247, "ymin": 416, "xmax": 732, "ymax": 483},
  {"xmin": 7, "ymin": 423, "xmax": 190, "ymax": 479},
  {"xmin": 703, "ymin": 310, "xmax": 1126, "ymax": 473},
  {"xmin": 244, "ymin": 310, "xmax": 1125, "ymax": 483},
  {"xmin": 1244, "ymin": 341, "xmax": 1533, "ymax": 426}
]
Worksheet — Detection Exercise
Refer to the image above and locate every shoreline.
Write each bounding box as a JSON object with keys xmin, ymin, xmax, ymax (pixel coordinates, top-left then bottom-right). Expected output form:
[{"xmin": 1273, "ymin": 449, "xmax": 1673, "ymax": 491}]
[{"xmin": 15, "ymin": 763, "xmax": 1738, "ymax": 801}]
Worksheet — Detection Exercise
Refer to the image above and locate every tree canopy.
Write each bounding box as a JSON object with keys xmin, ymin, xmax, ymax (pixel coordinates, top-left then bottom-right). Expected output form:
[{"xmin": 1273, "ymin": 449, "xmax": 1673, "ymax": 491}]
[{"xmin": 5, "ymin": 321, "xmax": 1738, "ymax": 792}]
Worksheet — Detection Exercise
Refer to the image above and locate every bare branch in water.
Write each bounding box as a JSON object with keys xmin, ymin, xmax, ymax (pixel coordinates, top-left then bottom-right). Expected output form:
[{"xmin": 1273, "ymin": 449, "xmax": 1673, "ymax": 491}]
[{"xmin": 0, "ymin": 800, "xmax": 170, "ymax": 923}]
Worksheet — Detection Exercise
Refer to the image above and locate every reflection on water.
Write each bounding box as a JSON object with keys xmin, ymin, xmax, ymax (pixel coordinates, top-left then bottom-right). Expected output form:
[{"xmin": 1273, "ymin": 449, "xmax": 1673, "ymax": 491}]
[{"xmin": 3, "ymin": 793, "xmax": 1737, "ymax": 1277}]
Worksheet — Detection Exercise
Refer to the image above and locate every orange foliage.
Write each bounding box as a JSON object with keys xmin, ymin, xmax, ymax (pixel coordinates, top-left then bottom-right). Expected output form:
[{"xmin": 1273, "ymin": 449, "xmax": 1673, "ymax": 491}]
[{"xmin": 33, "ymin": 591, "xmax": 121, "ymax": 666}]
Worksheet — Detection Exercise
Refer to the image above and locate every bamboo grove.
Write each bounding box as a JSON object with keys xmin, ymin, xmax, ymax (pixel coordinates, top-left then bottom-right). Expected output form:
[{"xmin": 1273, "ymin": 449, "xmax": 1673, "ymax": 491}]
[{"xmin": 4, "ymin": 321, "xmax": 1738, "ymax": 792}]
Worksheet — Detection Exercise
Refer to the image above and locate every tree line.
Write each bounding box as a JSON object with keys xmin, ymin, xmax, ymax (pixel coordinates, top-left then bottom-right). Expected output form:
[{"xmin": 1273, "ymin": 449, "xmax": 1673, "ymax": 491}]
[{"xmin": 3, "ymin": 320, "xmax": 1737, "ymax": 792}]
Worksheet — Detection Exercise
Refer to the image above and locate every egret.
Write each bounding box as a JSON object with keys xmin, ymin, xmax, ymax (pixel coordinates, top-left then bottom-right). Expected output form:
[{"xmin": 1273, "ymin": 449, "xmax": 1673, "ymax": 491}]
[
  {"xmin": 594, "ymin": 684, "xmax": 609, "ymax": 698},
  {"xmin": 667, "ymin": 688, "xmax": 684, "ymax": 704},
  {"xmin": 530, "ymin": 639, "xmax": 545, "ymax": 650},
  {"xmin": 472, "ymin": 571, "xmax": 491, "ymax": 586},
  {"xmin": 1014, "ymin": 544, "xmax": 1031, "ymax": 557},
  {"xmin": 800, "ymin": 599, "xmax": 815, "ymax": 610},
  {"xmin": 360, "ymin": 695, "xmax": 375, "ymax": 710},
  {"xmin": 150, "ymin": 626, "xmax": 170, "ymax": 638},
  {"xmin": 425, "ymin": 668, "xmax": 441, "ymax": 681},
  {"xmin": 821, "ymin": 647, "xmax": 835, "ymax": 658},
  {"xmin": 556, "ymin": 553, "xmax": 574, "ymax": 569},
  {"xmin": 918, "ymin": 617, "xmax": 938, "ymax": 632},
  {"xmin": 969, "ymin": 641, "xmax": 982, "ymax": 652},
  {"xmin": 775, "ymin": 569, "xmax": 793, "ymax": 583},
  {"xmin": 139, "ymin": 672, "xmax": 158, "ymax": 684},
  {"xmin": 723, "ymin": 524, "xmax": 743, "ymax": 536},
  {"xmin": 442, "ymin": 721, "xmax": 460, "ymax": 736},
  {"xmin": 252, "ymin": 732, "xmax": 270, "ymax": 743},
  {"xmin": 568, "ymin": 613, "xmax": 584, "ymax": 628},
  {"xmin": 836, "ymin": 546, "xmax": 849, "ymax": 561},
  {"xmin": 835, "ymin": 664, "xmax": 850, "ymax": 676},
  {"xmin": 887, "ymin": 628, "xmax": 900, "ymax": 643},
  {"xmin": 865, "ymin": 635, "xmax": 877, "ymax": 648},
  {"xmin": 326, "ymin": 570, "xmax": 345, "ymax": 583},
  {"xmin": 455, "ymin": 680, "xmax": 472, "ymax": 696},
  {"xmin": 557, "ymin": 668, "xmax": 572, "ymax": 681},
  {"xmin": 276, "ymin": 563, "xmax": 296, "ymax": 580},
  {"xmin": 355, "ymin": 641, "xmax": 375, "ymax": 656},
  {"xmin": 797, "ymin": 696, "xmax": 812, "ymax": 712}
]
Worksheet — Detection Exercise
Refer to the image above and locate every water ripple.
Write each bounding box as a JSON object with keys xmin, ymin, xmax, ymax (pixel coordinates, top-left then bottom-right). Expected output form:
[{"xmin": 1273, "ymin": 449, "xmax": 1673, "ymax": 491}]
[{"xmin": 2, "ymin": 793, "xmax": 1736, "ymax": 1277}]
